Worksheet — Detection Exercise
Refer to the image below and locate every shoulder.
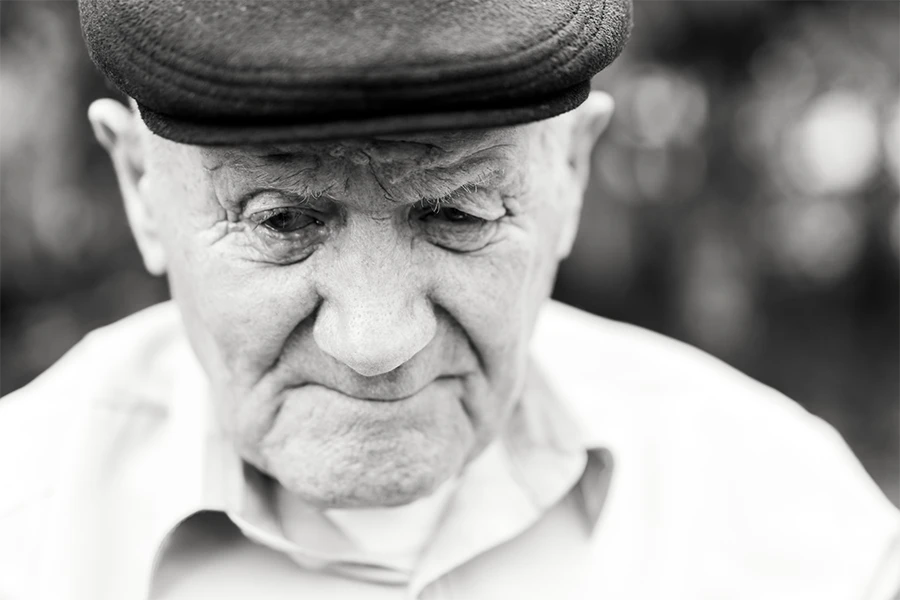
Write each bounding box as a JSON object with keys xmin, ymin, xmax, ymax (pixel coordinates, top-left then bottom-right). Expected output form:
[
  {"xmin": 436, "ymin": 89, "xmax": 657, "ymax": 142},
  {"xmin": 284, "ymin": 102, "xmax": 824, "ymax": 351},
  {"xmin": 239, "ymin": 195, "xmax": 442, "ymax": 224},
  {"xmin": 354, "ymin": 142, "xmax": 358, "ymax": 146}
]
[
  {"xmin": 532, "ymin": 300, "xmax": 878, "ymax": 457},
  {"xmin": 531, "ymin": 300, "xmax": 810, "ymax": 441},
  {"xmin": 0, "ymin": 301, "xmax": 187, "ymax": 514},
  {"xmin": 531, "ymin": 300, "xmax": 853, "ymax": 449},
  {"xmin": 532, "ymin": 301, "xmax": 900, "ymax": 598},
  {"xmin": 0, "ymin": 301, "xmax": 190, "ymax": 598}
]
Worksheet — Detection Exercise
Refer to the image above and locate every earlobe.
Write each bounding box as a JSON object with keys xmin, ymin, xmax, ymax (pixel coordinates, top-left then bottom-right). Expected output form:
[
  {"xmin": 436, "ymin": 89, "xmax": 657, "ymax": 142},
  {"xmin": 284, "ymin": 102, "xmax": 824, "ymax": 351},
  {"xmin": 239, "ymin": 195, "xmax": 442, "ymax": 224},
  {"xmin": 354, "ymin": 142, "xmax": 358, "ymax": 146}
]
[
  {"xmin": 88, "ymin": 99, "xmax": 167, "ymax": 276},
  {"xmin": 554, "ymin": 91, "xmax": 614, "ymax": 260},
  {"xmin": 133, "ymin": 178, "xmax": 168, "ymax": 276},
  {"xmin": 554, "ymin": 197, "xmax": 582, "ymax": 260}
]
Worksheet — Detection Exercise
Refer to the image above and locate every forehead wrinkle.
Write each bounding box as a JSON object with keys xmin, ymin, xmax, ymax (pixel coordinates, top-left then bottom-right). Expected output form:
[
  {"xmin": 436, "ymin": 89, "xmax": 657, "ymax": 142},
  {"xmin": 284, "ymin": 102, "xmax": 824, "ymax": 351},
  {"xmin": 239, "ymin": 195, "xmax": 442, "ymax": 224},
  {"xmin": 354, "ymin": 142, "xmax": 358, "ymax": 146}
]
[
  {"xmin": 360, "ymin": 136, "xmax": 524, "ymax": 204},
  {"xmin": 194, "ymin": 126, "xmax": 530, "ymax": 205},
  {"xmin": 363, "ymin": 130, "xmax": 520, "ymax": 172},
  {"xmin": 377, "ymin": 143, "xmax": 514, "ymax": 185},
  {"xmin": 202, "ymin": 148, "xmax": 342, "ymax": 198},
  {"xmin": 206, "ymin": 125, "xmax": 520, "ymax": 172},
  {"xmin": 201, "ymin": 147, "xmax": 321, "ymax": 176}
]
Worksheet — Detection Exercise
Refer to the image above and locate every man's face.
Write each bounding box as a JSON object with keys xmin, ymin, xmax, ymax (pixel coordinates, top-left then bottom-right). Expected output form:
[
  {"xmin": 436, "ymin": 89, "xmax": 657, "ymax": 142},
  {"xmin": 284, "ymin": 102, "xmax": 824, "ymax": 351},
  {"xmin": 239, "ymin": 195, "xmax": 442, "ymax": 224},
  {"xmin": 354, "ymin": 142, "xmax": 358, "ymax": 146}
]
[{"xmin": 126, "ymin": 117, "xmax": 587, "ymax": 508}]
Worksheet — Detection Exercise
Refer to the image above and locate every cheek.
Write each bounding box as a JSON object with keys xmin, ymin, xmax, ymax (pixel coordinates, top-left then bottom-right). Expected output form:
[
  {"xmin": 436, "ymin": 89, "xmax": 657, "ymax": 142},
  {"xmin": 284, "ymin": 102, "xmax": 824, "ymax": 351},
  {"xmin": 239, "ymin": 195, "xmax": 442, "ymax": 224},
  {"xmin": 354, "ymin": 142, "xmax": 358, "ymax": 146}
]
[
  {"xmin": 152, "ymin": 174, "xmax": 313, "ymax": 372},
  {"xmin": 431, "ymin": 216, "xmax": 562, "ymax": 418},
  {"xmin": 194, "ymin": 263, "xmax": 315, "ymax": 366},
  {"xmin": 177, "ymin": 260, "xmax": 321, "ymax": 446},
  {"xmin": 159, "ymin": 204, "xmax": 320, "ymax": 438}
]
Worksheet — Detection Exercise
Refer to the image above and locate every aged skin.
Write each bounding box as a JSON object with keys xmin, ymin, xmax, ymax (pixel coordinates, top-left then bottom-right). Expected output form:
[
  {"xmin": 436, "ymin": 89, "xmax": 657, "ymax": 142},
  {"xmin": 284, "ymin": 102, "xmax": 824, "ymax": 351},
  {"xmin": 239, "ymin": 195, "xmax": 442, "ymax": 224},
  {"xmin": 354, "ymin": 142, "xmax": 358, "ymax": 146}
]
[{"xmin": 89, "ymin": 94, "xmax": 613, "ymax": 509}]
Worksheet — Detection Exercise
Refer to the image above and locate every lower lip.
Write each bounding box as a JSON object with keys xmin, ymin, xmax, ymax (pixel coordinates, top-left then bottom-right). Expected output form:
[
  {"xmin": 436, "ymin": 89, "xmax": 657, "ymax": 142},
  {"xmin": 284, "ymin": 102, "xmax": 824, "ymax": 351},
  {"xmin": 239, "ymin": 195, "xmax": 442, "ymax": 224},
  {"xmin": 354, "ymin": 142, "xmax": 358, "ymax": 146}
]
[{"xmin": 300, "ymin": 380, "xmax": 449, "ymax": 404}]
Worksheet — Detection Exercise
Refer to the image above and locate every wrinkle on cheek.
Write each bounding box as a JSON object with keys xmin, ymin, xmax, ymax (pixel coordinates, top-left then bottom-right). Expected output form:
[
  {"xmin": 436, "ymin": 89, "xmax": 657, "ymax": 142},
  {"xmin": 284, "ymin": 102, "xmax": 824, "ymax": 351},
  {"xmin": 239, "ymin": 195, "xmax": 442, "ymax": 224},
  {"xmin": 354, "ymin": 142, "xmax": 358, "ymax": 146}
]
[
  {"xmin": 434, "ymin": 242, "xmax": 531, "ymax": 375},
  {"xmin": 198, "ymin": 215, "xmax": 236, "ymax": 247},
  {"xmin": 196, "ymin": 190, "xmax": 248, "ymax": 247},
  {"xmin": 502, "ymin": 188, "xmax": 531, "ymax": 217}
]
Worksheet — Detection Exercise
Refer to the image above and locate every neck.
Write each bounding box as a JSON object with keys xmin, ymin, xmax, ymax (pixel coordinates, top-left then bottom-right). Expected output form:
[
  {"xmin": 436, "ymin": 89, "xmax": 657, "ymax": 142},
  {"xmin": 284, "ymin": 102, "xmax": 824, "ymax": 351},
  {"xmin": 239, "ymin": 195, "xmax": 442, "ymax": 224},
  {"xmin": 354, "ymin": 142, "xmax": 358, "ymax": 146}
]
[{"xmin": 274, "ymin": 475, "xmax": 459, "ymax": 561}]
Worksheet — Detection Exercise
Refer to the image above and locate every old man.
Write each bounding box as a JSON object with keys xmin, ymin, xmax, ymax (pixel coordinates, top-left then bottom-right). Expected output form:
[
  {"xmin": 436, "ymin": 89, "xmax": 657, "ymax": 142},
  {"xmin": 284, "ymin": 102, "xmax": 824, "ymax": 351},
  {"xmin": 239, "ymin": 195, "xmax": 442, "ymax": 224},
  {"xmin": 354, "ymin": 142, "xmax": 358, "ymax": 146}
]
[{"xmin": 1, "ymin": 0, "xmax": 898, "ymax": 599}]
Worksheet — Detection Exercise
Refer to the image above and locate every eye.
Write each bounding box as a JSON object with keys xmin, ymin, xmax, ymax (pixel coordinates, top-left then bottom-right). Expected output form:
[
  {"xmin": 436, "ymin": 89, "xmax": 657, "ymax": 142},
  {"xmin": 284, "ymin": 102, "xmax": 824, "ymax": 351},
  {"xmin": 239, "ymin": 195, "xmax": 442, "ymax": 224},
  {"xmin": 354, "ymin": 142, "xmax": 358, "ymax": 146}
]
[
  {"xmin": 412, "ymin": 202, "xmax": 500, "ymax": 252},
  {"xmin": 240, "ymin": 197, "xmax": 332, "ymax": 265},
  {"xmin": 255, "ymin": 208, "xmax": 323, "ymax": 233},
  {"xmin": 420, "ymin": 206, "xmax": 484, "ymax": 225}
]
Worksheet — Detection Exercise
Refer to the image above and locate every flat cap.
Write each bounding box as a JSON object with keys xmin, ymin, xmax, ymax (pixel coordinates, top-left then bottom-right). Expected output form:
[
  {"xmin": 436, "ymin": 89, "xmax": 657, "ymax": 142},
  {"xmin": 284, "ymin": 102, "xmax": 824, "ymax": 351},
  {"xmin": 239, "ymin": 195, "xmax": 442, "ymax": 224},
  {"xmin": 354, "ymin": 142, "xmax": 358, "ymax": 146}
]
[{"xmin": 79, "ymin": 0, "xmax": 632, "ymax": 145}]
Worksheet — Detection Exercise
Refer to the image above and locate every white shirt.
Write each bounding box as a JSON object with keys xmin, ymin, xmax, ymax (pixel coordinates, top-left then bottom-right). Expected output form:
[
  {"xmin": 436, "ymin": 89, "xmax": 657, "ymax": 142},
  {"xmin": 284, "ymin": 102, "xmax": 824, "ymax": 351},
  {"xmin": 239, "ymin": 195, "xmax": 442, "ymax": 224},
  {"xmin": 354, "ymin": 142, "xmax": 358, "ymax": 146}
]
[{"xmin": 1, "ymin": 300, "xmax": 897, "ymax": 600}]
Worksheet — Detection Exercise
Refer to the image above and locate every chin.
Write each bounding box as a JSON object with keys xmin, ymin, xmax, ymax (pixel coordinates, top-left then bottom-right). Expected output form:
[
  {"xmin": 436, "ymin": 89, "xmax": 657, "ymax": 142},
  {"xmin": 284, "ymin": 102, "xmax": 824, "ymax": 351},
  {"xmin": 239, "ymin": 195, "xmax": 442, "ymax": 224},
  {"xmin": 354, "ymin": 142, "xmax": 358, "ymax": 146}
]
[
  {"xmin": 259, "ymin": 433, "xmax": 470, "ymax": 509},
  {"xmin": 314, "ymin": 471, "xmax": 446, "ymax": 509}
]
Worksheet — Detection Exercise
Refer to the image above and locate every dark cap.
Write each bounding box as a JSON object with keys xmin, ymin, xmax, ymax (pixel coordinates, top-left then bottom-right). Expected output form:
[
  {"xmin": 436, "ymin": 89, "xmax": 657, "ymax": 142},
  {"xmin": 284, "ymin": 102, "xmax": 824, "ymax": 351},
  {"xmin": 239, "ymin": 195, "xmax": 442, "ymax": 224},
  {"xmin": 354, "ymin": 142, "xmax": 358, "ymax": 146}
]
[{"xmin": 79, "ymin": 0, "xmax": 632, "ymax": 145}]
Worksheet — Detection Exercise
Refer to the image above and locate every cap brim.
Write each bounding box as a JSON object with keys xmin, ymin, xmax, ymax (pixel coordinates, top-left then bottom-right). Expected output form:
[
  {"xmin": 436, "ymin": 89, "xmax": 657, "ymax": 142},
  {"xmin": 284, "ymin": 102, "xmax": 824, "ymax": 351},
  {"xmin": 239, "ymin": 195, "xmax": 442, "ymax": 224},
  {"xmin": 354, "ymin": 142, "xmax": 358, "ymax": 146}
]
[{"xmin": 138, "ymin": 83, "xmax": 590, "ymax": 145}]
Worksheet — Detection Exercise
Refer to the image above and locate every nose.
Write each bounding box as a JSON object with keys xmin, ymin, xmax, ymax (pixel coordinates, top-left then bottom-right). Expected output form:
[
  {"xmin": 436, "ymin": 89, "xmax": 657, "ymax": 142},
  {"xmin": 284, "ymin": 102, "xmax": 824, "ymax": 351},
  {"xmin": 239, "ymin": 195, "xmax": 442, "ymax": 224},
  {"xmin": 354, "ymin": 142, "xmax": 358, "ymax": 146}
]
[{"xmin": 313, "ymin": 229, "xmax": 437, "ymax": 377}]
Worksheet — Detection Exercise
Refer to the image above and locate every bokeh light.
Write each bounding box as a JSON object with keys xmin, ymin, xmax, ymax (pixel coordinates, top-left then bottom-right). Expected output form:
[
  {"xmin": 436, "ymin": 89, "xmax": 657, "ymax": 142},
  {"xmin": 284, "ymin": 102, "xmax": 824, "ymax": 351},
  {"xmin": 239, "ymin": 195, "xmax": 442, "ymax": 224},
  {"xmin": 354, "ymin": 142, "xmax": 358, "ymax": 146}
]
[{"xmin": 783, "ymin": 91, "xmax": 881, "ymax": 197}]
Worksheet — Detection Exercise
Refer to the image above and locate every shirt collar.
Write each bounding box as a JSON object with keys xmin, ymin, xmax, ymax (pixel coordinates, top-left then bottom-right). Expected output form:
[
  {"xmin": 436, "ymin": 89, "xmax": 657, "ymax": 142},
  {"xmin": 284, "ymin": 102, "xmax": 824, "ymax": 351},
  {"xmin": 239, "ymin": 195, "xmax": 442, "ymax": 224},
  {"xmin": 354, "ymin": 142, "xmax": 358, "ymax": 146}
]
[{"xmin": 41, "ymin": 310, "xmax": 613, "ymax": 600}]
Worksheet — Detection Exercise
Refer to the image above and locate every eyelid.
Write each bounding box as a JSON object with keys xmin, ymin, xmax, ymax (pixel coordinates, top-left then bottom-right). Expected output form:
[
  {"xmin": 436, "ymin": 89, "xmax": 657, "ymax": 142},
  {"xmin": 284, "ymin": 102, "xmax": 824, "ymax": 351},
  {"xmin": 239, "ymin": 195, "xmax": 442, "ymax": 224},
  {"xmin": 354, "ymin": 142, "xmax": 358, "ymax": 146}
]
[
  {"xmin": 420, "ymin": 187, "xmax": 506, "ymax": 221},
  {"xmin": 239, "ymin": 188, "xmax": 315, "ymax": 214},
  {"xmin": 250, "ymin": 205, "xmax": 308, "ymax": 220}
]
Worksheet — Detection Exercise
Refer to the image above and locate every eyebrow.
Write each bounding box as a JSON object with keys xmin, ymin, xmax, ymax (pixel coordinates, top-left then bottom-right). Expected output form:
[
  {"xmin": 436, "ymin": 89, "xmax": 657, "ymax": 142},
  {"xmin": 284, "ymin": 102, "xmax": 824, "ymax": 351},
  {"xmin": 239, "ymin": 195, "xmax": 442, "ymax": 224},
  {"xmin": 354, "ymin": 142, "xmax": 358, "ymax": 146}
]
[{"xmin": 407, "ymin": 160, "xmax": 507, "ymax": 201}]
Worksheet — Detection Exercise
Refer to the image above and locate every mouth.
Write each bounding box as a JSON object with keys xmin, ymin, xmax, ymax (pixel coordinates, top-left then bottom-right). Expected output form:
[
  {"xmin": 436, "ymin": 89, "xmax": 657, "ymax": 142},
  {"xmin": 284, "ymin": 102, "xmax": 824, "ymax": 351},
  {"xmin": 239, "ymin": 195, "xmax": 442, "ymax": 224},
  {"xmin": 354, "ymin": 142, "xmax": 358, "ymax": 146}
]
[{"xmin": 305, "ymin": 375, "xmax": 460, "ymax": 403}]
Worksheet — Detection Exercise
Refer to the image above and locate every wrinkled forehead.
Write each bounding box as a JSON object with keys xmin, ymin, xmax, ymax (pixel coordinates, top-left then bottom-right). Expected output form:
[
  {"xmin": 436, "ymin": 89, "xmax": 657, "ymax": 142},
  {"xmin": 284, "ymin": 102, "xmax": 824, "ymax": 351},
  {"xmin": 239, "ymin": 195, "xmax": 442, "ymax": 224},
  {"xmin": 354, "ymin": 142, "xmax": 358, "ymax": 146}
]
[
  {"xmin": 187, "ymin": 124, "xmax": 554, "ymax": 201},
  {"xmin": 200, "ymin": 126, "xmax": 529, "ymax": 174}
]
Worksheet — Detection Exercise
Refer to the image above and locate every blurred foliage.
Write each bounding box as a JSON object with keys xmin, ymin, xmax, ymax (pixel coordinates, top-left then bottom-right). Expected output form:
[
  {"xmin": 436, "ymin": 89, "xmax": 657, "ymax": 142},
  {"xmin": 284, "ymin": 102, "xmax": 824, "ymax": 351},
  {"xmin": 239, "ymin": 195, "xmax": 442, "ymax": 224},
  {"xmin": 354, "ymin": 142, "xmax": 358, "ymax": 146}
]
[{"xmin": 1, "ymin": 1, "xmax": 897, "ymax": 502}]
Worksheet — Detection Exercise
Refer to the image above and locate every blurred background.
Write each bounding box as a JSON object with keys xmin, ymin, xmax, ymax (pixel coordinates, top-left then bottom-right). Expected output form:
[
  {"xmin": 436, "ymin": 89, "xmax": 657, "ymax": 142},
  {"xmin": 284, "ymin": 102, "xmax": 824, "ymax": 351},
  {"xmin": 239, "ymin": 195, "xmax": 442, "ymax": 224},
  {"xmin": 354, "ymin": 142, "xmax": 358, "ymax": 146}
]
[{"xmin": 1, "ymin": 1, "xmax": 897, "ymax": 504}]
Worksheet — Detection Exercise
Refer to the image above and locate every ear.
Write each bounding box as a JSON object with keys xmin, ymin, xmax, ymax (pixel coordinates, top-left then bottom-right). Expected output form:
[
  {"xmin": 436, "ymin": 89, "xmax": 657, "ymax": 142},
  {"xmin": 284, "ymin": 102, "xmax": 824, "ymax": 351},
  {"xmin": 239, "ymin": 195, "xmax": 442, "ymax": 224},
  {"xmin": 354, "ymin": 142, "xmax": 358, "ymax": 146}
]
[
  {"xmin": 88, "ymin": 99, "xmax": 167, "ymax": 276},
  {"xmin": 555, "ymin": 90, "xmax": 615, "ymax": 259},
  {"xmin": 567, "ymin": 90, "xmax": 614, "ymax": 193}
]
